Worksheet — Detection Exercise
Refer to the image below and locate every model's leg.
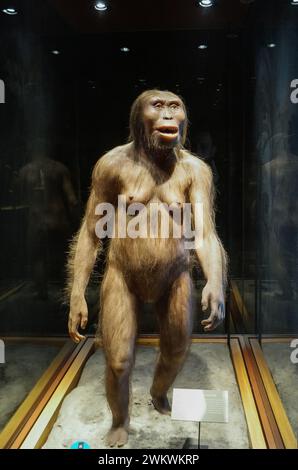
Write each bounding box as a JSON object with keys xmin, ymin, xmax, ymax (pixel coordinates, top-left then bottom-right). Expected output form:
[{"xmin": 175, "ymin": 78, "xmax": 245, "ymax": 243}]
[
  {"xmin": 100, "ymin": 265, "xmax": 138, "ymax": 447},
  {"xmin": 150, "ymin": 271, "xmax": 193, "ymax": 414}
]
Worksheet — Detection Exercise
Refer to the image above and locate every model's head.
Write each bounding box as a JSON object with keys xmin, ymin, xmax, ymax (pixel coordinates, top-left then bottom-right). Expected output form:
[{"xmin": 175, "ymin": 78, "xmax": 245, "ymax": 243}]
[{"xmin": 129, "ymin": 89, "xmax": 188, "ymax": 153}]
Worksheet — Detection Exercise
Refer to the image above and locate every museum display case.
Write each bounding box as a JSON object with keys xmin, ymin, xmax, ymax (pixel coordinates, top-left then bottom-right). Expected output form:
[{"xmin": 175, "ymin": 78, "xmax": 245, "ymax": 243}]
[{"xmin": 0, "ymin": 0, "xmax": 297, "ymax": 450}]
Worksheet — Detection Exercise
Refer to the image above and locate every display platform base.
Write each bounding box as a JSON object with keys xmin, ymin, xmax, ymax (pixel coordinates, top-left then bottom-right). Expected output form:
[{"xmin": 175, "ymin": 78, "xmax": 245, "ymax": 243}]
[
  {"xmin": 41, "ymin": 341, "xmax": 249, "ymax": 449},
  {"xmin": 182, "ymin": 438, "xmax": 208, "ymax": 449},
  {"xmin": 1, "ymin": 336, "xmax": 279, "ymax": 449}
]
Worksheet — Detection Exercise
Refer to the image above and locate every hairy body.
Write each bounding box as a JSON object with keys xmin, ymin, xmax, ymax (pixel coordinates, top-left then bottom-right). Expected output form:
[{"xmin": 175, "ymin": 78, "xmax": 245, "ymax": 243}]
[{"xmin": 67, "ymin": 90, "xmax": 227, "ymax": 447}]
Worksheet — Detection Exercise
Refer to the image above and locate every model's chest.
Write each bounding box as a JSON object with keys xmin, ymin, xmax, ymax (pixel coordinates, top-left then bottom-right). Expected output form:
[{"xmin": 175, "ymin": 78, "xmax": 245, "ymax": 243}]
[{"xmin": 118, "ymin": 162, "xmax": 190, "ymax": 206}]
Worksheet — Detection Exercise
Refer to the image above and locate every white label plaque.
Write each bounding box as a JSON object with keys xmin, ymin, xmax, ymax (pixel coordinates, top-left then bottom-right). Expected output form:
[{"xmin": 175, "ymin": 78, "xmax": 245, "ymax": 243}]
[{"xmin": 171, "ymin": 388, "xmax": 228, "ymax": 423}]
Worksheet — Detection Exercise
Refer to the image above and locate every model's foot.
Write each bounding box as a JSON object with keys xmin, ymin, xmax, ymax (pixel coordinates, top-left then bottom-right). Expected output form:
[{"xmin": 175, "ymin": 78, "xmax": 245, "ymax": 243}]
[
  {"xmin": 106, "ymin": 427, "xmax": 128, "ymax": 447},
  {"xmin": 151, "ymin": 393, "xmax": 171, "ymax": 415}
]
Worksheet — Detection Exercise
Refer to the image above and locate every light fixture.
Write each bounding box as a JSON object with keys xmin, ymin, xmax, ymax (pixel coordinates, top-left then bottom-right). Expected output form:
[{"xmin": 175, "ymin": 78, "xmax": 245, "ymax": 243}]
[
  {"xmin": 198, "ymin": 0, "xmax": 213, "ymax": 8},
  {"xmin": 198, "ymin": 44, "xmax": 208, "ymax": 50},
  {"xmin": 267, "ymin": 43, "xmax": 276, "ymax": 48},
  {"xmin": 2, "ymin": 8, "xmax": 17, "ymax": 15},
  {"xmin": 291, "ymin": 0, "xmax": 298, "ymax": 4},
  {"xmin": 95, "ymin": 1, "xmax": 108, "ymax": 11},
  {"xmin": 51, "ymin": 50, "xmax": 60, "ymax": 55},
  {"xmin": 120, "ymin": 47, "xmax": 130, "ymax": 52}
]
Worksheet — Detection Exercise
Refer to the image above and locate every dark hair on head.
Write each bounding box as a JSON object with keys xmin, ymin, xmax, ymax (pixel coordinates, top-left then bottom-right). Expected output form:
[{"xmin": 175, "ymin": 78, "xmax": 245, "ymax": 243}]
[{"xmin": 128, "ymin": 89, "xmax": 188, "ymax": 150}]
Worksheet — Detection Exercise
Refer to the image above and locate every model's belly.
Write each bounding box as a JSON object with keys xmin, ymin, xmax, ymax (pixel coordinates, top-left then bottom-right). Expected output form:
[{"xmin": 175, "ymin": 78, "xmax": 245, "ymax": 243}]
[
  {"xmin": 109, "ymin": 237, "xmax": 189, "ymax": 302},
  {"xmin": 110, "ymin": 202, "xmax": 187, "ymax": 261}
]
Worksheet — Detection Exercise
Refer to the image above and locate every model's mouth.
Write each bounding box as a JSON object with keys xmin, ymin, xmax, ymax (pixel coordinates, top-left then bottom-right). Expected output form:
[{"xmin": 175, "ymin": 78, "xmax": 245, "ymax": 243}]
[{"xmin": 156, "ymin": 126, "xmax": 178, "ymax": 135}]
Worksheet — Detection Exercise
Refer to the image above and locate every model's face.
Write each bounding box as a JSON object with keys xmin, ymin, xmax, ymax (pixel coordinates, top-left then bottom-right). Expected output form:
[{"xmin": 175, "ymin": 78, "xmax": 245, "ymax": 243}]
[{"xmin": 142, "ymin": 92, "xmax": 186, "ymax": 150}]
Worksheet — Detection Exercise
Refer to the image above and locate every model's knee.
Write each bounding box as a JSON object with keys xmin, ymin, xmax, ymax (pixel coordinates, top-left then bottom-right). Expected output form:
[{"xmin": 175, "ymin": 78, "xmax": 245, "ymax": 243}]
[
  {"xmin": 162, "ymin": 342, "xmax": 189, "ymax": 365},
  {"xmin": 108, "ymin": 356, "xmax": 132, "ymax": 377}
]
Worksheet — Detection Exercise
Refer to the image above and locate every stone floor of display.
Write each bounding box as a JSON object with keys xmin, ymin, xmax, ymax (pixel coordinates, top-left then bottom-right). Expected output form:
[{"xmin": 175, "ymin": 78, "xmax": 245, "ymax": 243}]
[
  {"xmin": 44, "ymin": 343, "xmax": 249, "ymax": 449},
  {"xmin": 0, "ymin": 343, "xmax": 60, "ymax": 432},
  {"xmin": 262, "ymin": 342, "xmax": 298, "ymax": 439}
]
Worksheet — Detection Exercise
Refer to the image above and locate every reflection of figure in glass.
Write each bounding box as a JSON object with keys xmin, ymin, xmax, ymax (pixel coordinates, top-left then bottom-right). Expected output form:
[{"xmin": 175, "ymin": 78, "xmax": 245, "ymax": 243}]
[
  {"xmin": 19, "ymin": 139, "xmax": 78, "ymax": 299},
  {"xmin": 262, "ymin": 133, "xmax": 298, "ymax": 300}
]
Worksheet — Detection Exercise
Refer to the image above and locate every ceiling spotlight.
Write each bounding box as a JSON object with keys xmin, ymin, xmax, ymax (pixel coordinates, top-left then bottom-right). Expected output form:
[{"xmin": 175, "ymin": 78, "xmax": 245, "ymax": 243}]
[
  {"xmin": 2, "ymin": 8, "xmax": 17, "ymax": 15},
  {"xmin": 120, "ymin": 47, "xmax": 130, "ymax": 52},
  {"xmin": 51, "ymin": 50, "xmax": 60, "ymax": 55},
  {"xmin": 198, "ymin": 44, "xmax": 208, "ymax": 50},
  {"xmin": 267, "ymin": 43, "xmax": 276, "ymax": 48},
  {"xmin": 95, "ymin": 1, "xmax": 108, "ymax": 11},
  {"xmin": 291, "ymin": 0, "xmax": 298, "ymax": 4},
  {"xmin": 198, "ymin": 0, "xmax": 213, "ymax": 7}
]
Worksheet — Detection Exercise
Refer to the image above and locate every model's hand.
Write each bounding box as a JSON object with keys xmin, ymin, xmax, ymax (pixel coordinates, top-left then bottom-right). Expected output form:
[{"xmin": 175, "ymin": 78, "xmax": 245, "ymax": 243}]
[
  {"xmin": 201, "ymin": 282, "xmax": 225, "ymax": 332},
  {"xmin": 68, "ymin": 294, "xmax": 88, "ymax": 343}
]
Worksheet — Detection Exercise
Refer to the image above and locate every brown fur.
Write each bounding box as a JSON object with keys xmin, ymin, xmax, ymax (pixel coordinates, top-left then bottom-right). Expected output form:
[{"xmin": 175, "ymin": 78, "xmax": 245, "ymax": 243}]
[{"xmin": 66, "ymin": 90, "xmax": 227, "ymax": 447}]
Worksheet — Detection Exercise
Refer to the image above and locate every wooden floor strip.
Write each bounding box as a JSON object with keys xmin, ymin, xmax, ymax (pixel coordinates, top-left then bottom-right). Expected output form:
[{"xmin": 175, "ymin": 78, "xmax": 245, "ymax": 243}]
[
  {"xmin": 230, "ymin": 338, "xmax": 266, "ymax": 449},
  {"xmin": 250, "ymin": 338, "xmax": 297, "ymax": 449},
  {"xmin": 20, "ymin": 338, "xmax": 94, "ymax": 449},
  {"xmin": 239, "ymin": 337, "xmax": 283, "ymax": 449}
]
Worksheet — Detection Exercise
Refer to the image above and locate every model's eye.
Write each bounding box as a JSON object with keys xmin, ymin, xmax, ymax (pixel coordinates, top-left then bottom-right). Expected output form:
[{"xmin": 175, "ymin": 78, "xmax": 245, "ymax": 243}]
[
  {"xmin": 170, "ymin": 103, "xmax": 179, "ymax": 110},
  {"xmin": 153, "ymin": 102, "xmax": 163, "ymax": 108}
]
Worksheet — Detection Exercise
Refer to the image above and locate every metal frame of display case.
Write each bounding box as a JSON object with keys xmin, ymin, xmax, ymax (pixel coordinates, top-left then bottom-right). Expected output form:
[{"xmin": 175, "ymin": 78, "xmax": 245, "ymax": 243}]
[
  {"xmin": 249, "ymin": 336, "xmax": 297, "ymax": 449},
  {"xmin": 1, "ymin": 335, "xmax": 267, "ymax": 450},
  {"xmin": 0, "ymin": 337, "xmax": 79, "ymax": 449},
  {"xmin": 227, "ymin": 282, "xmax": 297, "ymax": 449},
  {"xmin": 1, "ymin": 283, "xmax": 296, "ymax": 449}
]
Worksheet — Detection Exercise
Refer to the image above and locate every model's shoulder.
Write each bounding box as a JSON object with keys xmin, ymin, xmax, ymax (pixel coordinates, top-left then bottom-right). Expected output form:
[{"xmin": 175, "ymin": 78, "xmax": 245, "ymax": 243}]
[
  {"xmin": 180, "ymin": 150, "xmax": 212, "ymax": 176},
  {"xmin": 93, "ymin": 143, "xmax": 132, "ymax": 179}
]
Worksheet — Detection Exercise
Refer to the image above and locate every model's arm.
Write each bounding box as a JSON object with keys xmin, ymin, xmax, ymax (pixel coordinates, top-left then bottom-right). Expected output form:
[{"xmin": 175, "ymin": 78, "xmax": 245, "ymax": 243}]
[
  {"xmin": 67, "ymin": 161, "xmax": 104, "ymax": 343},
  {"xmin": 189, "ymin": 159, "xmax": 228, "ymax": 331}
]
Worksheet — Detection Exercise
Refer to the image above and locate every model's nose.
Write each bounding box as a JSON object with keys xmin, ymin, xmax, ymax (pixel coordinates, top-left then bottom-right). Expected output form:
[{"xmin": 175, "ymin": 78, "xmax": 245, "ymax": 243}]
[{"xmin": 162, "ymin": 108, "xmax": 173, "ymax": 120}]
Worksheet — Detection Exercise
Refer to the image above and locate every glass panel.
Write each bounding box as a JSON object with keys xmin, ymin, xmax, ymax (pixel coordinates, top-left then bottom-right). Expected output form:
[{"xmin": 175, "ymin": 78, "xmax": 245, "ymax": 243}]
[
  {"xmin": 0, "ymin": 339, "xmax": 63, "ymax": 432},
  {"xmin": 262, "ymin": 340, "xmax": 298, "ymax": 441},
  {"xmin": 252, "ymin": 1, "xmax": 298, "ymax": 443},
  {"xmin": 1, "ymin": 0, "xmax": 297, "ymax": 447}
]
